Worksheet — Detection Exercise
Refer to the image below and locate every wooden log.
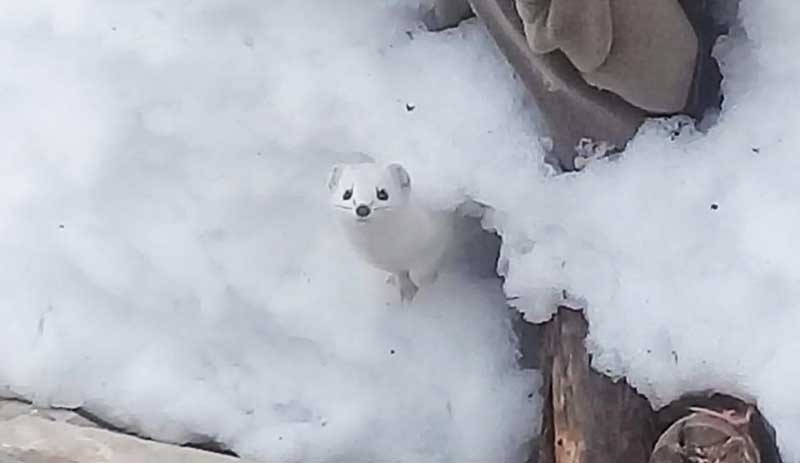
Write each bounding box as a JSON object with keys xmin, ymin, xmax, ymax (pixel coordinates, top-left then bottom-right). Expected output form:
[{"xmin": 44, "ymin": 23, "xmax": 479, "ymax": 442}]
[
  {"xmin": 651, "ymin": 393, "xmax": 782, "ymax": 463},
  {"xmin": 534, "ymin": 307, "xmax": 658, "ymax": 463},
  {"xmin": 526, "ymin": 308, "xmax": 782, "ymax": 463}
]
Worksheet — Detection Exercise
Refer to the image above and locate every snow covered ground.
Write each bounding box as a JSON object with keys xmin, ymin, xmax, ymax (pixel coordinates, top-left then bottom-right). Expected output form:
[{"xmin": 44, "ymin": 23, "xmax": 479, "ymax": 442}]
[
  {"xmin": 0, "ymin": 1, "xmax": 539, "ymax": 462},
  {"xmin": 1, "ymin": 0, "xmax": 799, "ymax": 461}
]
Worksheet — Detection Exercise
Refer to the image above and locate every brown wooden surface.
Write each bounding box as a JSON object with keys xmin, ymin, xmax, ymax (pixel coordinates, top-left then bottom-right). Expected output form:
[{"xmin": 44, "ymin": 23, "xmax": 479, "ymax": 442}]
[
  {"xmin": 535, "ymin": 307, "xmax": 659, "ymax": 463},
  {"xmin": 528, "ymin": 308, "xmax": 781, "ymax": 463},
  {"xmin": 653, "ymin": 393, "xmax": 782, "ymax": 463}
]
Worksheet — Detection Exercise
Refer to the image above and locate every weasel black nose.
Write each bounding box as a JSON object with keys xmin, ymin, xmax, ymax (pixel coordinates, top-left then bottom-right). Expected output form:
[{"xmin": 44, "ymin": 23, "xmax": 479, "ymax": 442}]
[{"xmin": 355, "ymin": 205, "xmax": 371, "ymax": 218}]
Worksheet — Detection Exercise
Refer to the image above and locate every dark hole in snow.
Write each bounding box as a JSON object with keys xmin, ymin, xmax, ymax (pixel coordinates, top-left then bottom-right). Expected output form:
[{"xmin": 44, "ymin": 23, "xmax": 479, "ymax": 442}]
[
  {"xmin": 58, "ymin": 224, "xmax": 65, "ymax": 229},
  {"xmin": 710, "ymin": 203, "xmax": 719, "ymax": 210},
  {"xmin": 512, "ymin": 311, "xmax": 543, "ymax": 371},
  {"xmin": 752, "ymin": 147, "xmax": 760, "ymax": 154},
  {"xmin": 405, "ymin": 103, "xmax": 415, "ymax": 112},
  {"xmin": 448, "ymin": 210, "xmax": 501, "ymax": 279},
  {"xmin": 390, "ymin": 349, "xmax": 396, "ymax": 355},
  {"xmin": 676, "ymin": 0, "xmax": 738, "ymax": 122},
  {"xmin": 451, "ymin": 201, "xmax": 542, "ymax": 370}
]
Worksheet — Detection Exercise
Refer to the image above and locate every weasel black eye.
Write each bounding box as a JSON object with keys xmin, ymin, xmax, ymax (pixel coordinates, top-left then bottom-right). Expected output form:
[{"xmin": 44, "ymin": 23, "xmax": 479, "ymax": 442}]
[
  {"xmin": 376, "ymin": 188, "xmax": 389, "ymax": 201},
  {"xmin": 342, "ymin": 189, "xmax": 353, "ymax": 201}
]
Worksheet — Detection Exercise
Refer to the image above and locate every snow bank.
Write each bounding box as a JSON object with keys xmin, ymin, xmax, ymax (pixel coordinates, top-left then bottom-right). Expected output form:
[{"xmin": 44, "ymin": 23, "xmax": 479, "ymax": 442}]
[
  {"xmin": 0, "ymin": 1, "xmax": 538, "ymax": 461},
  {"xmin": 477, "ymin": 0, "xmax": 800, "ymax": 459}
]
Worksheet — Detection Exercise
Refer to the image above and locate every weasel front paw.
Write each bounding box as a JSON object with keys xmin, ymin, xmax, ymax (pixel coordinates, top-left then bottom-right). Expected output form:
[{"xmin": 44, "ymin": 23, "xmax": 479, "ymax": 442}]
[{"xmin": 397, "ymin": 271, "xmax": 419, "ymax": 304}]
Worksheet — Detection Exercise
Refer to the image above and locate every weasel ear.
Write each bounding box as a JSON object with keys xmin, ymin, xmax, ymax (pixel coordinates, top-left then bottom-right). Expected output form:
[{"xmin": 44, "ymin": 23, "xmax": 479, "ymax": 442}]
[
  {"xmin": 387, "ymin": 163, "xmax": 411, "ymax": 191},
  {"xmin": 327, "ymin": 164, "xmax": 344, "ymax": 191}
]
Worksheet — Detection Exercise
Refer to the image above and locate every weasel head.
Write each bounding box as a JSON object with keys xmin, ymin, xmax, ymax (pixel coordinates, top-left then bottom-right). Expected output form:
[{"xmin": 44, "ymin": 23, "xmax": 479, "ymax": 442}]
[{"xmin": 327, "ymin": 162, "xmax": 411, "ymax": 224}]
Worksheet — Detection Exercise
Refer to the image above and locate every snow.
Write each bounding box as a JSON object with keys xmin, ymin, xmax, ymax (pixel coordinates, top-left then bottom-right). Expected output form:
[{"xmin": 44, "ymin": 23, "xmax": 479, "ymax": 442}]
[
  {"xmin": 2, "ymin": 0, "xmax": 800, "ymax": 461},
  {"xmin": 0, "ymin": 1, "xmax": 538, "ymax": 462},
  {"xmin": 484, "ymin": 1, "xmax": 800, "ymax": 459}
]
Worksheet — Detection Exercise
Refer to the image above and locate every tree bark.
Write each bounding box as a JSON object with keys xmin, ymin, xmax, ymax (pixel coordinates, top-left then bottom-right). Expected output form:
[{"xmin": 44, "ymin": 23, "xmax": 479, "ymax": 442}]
[
  {"xmin": 530, "ymin": 308, "xmax": 781, "ymax": 463},
  {"xmin": 535, "ymin": 307, "xmax": 659, "ymax": 463}
]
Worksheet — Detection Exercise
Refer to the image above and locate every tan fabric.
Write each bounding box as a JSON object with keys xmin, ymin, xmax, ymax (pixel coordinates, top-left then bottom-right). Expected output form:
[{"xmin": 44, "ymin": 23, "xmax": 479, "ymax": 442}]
[
  {"xmin": 517, "ymin": 0, "xmax": 698, "ymax": 113},
  {"xmin": 464, "ymin": 0, "xmax": 646, "ymax": 171},
  {"xmin": 518, "ymin": 0, "xmax": 613, "ymax": 73}
]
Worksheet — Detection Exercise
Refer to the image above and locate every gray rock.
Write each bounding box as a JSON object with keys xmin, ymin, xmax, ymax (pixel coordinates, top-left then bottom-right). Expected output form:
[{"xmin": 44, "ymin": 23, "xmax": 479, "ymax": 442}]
[
  {"xmin": 0, "ymin": 415, "xmax": 252, "ymax": 463},
  {"xmin": 0, "ymin": 401, "xmax": 97, "ymax": 429}
]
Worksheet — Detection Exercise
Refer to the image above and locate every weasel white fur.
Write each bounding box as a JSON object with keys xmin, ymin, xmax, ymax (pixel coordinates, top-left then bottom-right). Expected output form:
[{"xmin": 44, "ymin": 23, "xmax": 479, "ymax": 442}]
[{"xmin": 327, "ymin": 162, "xmax": 452, "ymax": 302}]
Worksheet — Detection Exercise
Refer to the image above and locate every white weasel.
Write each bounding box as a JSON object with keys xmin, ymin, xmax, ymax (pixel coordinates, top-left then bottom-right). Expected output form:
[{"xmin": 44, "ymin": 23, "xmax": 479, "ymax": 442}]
[{"xmin": 327, "ymin": 162, "xmax": 452, "ymax": 303}]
